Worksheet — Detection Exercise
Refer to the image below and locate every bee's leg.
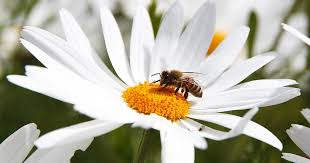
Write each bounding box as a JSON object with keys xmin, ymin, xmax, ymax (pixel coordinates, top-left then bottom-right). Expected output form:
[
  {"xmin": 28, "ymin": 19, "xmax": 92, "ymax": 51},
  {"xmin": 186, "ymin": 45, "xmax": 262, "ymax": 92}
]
[
  {"xmin": 159, "ymin": 81, "xmax": 170, "ymax": 91},
  {"xmin": 163, "ymin": 82, "xmax": 169, "ymax": 88},
  {"xmin": 184, "ymin": 86, "xmax": 189, "ymax": 99},
  {"xmin": 152, "ymin": 79, "xmax": 160, "ymax": 83},
  {"xmin": 175, "ymin": 82, "xmax": 181, "ymax": 95},
  {"xmin": 160, "ymin": 81, "xmax": 170, "ymax": 90},
  {"xmin": 184, "ymin": 91, "xmax": 188, "ymax": 99},
  {"xmin": 175, "ymin": 87, "xmax": 180, "ymax": 95}
]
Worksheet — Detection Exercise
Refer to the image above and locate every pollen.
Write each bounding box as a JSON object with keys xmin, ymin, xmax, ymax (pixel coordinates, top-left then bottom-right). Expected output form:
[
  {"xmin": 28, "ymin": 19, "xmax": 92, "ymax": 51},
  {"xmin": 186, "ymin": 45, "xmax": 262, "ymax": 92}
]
[
  {"xmin": 122, "ymin": 82, "xmax": 190, "ymax": 121},
  {"xmin": 207, "ymin": 31, "xmax": 227, "ymax": 55}
]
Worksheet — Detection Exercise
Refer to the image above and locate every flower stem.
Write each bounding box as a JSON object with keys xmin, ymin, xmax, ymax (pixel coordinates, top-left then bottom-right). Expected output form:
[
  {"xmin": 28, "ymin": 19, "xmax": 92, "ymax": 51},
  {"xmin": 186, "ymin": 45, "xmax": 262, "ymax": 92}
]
[{"xmin": 133, "ymin": 129, "xmax": 152, "ymax": 163}]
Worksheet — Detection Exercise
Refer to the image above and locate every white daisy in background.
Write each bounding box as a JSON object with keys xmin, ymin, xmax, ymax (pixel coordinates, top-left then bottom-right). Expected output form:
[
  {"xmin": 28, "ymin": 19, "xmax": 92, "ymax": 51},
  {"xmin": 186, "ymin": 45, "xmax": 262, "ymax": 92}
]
[
  {"xmin": 0, "ymin": 26, "xmax": 20, "ymax": 73},
  {"xmin": 0, "ymin": 123, "xmax": 92, "ymax": 163},
  {"xmin": 0, "ymin": 0, "xmax": 113, "ymax": 76},
  {"xmin": 282, "ymin": 109, "xmax": 310, "ymax": 163},
  {"xmin": 282, "ymin": 23, "xmax": 310, "ymax": 46},
  {"xmin": 145, "ymin": 0, "xmax": 308, "ymax": 78},
  {"xmin": 218, "ymin": 0, "xmax": 308, "ymax": 79},
  {"xmin": 25, "ymin": 0, "xmax": 113, "ymax": 51},
  {"xmin": 265, "ymin": 13, "xmax": 308, "ymax": 79},
  {"xmin": 7, "ymin": 1, "xmax": 301, "ymax": 162},
  {"xmin": 2, "ymin": 0, "xmax": 107, "ymax": 49},
  {"xmin": 281, "ymin": 23, "xmax": 310, "ymax": 92}
]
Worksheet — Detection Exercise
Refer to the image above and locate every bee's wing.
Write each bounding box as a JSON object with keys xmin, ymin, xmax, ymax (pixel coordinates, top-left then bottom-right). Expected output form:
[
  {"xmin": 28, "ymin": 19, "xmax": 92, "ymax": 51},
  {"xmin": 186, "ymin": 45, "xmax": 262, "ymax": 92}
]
[{"xmin": 181, "ymin": 72, "xmax": 207, "ymax": 88}]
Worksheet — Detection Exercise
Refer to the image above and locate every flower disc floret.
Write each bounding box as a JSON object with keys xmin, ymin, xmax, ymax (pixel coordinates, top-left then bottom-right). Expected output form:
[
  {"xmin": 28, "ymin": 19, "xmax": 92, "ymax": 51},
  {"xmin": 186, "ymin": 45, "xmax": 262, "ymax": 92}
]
[{"xmin": 122, "ymin": 82, "xmax": 190, "ymax": 121}]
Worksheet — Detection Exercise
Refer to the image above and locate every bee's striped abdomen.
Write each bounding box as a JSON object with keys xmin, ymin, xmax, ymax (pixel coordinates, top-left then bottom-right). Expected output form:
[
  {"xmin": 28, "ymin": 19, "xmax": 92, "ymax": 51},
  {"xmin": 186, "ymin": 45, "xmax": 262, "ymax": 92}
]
[{"xmin": 189, "ymin": 84, "xmax": 203, "ymax": 97}]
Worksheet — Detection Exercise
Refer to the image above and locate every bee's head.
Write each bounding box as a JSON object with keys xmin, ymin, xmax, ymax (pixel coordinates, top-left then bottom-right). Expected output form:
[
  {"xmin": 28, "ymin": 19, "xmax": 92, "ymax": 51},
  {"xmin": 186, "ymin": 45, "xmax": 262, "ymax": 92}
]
[{"xmin": 160, "ymin": 70, "xmax": 169, "ymax": 86}]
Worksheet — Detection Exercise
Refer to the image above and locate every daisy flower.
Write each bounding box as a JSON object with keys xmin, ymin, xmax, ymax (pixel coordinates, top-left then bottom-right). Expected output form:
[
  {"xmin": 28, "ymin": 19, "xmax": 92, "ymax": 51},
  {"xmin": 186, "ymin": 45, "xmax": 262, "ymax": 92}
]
[
  {"xmin": 147, "ymin": 0, "xmax": 308, "ymax": 77},
  {"xmin": 7, "ymin": 1, "xmax": 300, "ymax": 162},
  {"xmin": 26, "ymin": 0, "xmax": 106, "ymax": 53},
  {"xmin": 220, "ymin": 1, "xmax": 308, "ymax": 78},
  {"xmin": 147, "ymin": 0, "xmax": 306, "ymax": 53},
  {"xmin": 0, "ymin": 0, "xmax": 110, "ymax": 76},
  {"xmin": 282, "ymin": 23, "xmax": 310, "ymax": 46},
  {"xmin": 282, "ymin": 109, "xmax": 310, "ymax": 163},
  {"xmin": 0, "ymin": 123, "xmax": 92, "ymax": 163}
]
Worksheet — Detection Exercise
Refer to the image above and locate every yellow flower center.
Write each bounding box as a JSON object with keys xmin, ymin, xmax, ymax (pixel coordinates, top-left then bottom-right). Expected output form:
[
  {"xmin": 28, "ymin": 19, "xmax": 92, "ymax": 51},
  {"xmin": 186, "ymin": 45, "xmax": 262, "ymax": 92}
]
[
  {"xmin": 122, "ymin": 82, "xmax": 190, "ymax": 121},
  {"xmin": 207, "ymin": 31, "xmax": 227, "ymax": 55}
]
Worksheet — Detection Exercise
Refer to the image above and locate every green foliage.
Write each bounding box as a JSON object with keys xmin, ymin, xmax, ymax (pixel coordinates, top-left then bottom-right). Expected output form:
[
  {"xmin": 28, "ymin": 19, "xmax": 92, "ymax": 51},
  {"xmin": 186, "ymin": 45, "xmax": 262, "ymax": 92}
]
[
  {"xmin": 4, "ymin": 0, "xmax": 39, "ymax": 23},
  {"xmin": 247, "ymin": 11, "xmax": 257, "ymax": 59}
]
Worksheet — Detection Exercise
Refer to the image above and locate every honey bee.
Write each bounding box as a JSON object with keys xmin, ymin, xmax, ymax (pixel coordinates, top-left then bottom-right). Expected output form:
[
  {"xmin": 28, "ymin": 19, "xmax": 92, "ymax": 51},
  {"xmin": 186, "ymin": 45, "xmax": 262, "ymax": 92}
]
[{"xmin": 152, "ymin": 70, "xmax": 203, "ymax": 99}]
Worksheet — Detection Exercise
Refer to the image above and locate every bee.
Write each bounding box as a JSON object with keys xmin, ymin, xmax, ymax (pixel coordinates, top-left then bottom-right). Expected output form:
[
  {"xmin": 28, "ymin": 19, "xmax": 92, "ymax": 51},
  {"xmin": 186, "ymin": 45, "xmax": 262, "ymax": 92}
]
[{"xmin": 152, "ymin": 70, "xmax": 203, "ymax": 99}]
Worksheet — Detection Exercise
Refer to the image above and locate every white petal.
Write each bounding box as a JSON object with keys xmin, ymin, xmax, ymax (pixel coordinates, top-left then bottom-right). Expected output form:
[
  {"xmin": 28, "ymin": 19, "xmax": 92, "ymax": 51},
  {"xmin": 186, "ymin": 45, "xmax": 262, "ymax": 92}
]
[
  {"xmin": 282, "ymin": 153, "xmax": 310, "ymax": 163},
  {"xmin": 100, "ymin": 6, "xmax": 135, "ymax": 86},
  {"xmin": 174, "ymin": 123, "xmax": 207, "ymax": 150},
  {"xmin": 21, "ymin": 29, "xmax": 95, "ymax": 81},
  {"xmin": 301, "ymin": 108, "xmax": 310, "ymax": 123},
  {"xmin": 35, "ymin": 120, "xmax": 122, "ymax": 149},
  {"xmin": 150, "ymin": 1, "xmax": 184, "ymax": 75},
  {"xmin": 198, "ymin": 26, "xmax": 249, "ymax": 86},
  {"xmin": 9, "ymin": 65, "xmax": 119, "ymax": 105},
  {"xmin": 131, "ymin": 114, "xmax": 170, "ymax": 131},
  {"xmin": 287, "ymin": 124, "xmax": 310, "ymax": 156},
  {"xmin": 59, "ymin": 9, "xmax": 93, "ymax": 69},
  {"xmin": 7, "ymin": 74, "xmax": 77, "ymax": 106},
  {"xmin": 20, "ymin": 29, "xmax": 70, "ymax": 69},
  {"xmin": 185, "ymin": 108, "xmax": 257, "ymax": 140},
  {"xmin": 192, "ymin": 87, "xmax": 297, "ymax": 112},
  {"xmin": 57, "ymin": 10, "xmax": 127, "ymax": 88},
  {"xmin": 282, "ymin": 23, "xmax": 310, "ymax": 46},
  {"xmin": 24, "ymin": 27, "xmax": 125, "ymax": 87},
  {"xmin": 130, "ymin": 6, "xmax": 154, "ymax": 83},
  {"xmin": 230, "ymin": 79, "xmax": 298, "ymax": 90},
  {"xmin": 23, "ymin": 26, "xmax": 64, "ymax": 47},
  {"xmin": 8, "ymin": 66, "xmax": 142, "ymax": 123},
  {"xmin": 90, "ymin": 49, "xmax": 128, "ymax": 89},
  {"xmin": 24, "ymin": 138, "xmax": 93, "ymax": 163},
  {"xmin": 188, "ymin": 108, "xmax": 283, "ymax": 150},
  {"xmin": 22, "ymin": 26, "xmax": 125, "ymax": 90},
  {"xmin": 74, "ymin": 103, "xmax": 143, "ymax": 124},
  {"xmin": 7, "ymin": 75, "xmax": 46, "ymax": 96},
  {"xmin": 7, "ymin": 69, "xmax": 84, "ymax": 104},
  {"xmin": 174, "ymin": 0, "xmax": 215, "ymax": 70},
  {"xmin": 205, "ymin": 52, "xmax": 276, "ymax": 93},
  {"xmin": 21, "ymin": 29, "xmax": 118, "ymax": 91},
  {"xmin": 0, "ymin": 123, "xmax": 40, "ymax": 163},
  {"xmin": 190, "ymin": 102, "xmax": 262, "ymax": 114},
  {"xmin": 19, "ymin": 38, "xmax": 65, "ymax": 73},
  {"xmin": 191, "ymin": 86, "xmax": 299, "ymax": 113},
  {"xmin": 160, "ymin": 127, "xmax": 195, "ymax": 163},
  {"xmin": 259, "ymin": 88, "xmax": 300, "ymax": 107}
]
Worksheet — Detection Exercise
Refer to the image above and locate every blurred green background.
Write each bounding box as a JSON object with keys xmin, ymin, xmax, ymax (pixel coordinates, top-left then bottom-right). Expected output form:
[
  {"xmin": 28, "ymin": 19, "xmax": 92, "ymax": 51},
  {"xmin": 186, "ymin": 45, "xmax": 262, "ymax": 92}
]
[{"xmin": 0, "ymin": 0, "xmax": 309, "ymax": 162}]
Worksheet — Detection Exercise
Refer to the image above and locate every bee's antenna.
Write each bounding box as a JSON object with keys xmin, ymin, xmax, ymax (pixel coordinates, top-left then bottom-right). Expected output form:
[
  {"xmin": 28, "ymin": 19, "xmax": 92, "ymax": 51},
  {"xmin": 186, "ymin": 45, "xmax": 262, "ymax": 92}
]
[{"xmin": 151, "ymin": 73, "xmax": 160, "ymax": 77}]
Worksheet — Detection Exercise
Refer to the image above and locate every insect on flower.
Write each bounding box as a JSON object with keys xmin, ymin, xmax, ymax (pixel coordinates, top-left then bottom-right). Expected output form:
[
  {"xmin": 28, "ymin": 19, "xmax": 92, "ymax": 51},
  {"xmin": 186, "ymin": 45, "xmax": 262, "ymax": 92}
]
[{"xmin": 152, "ymin": 70, "xmax": 204, "ymax": 99}]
